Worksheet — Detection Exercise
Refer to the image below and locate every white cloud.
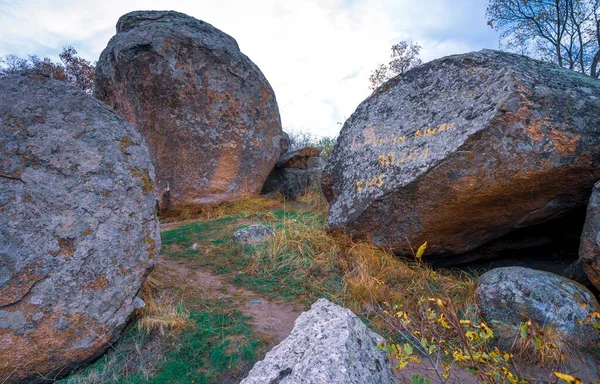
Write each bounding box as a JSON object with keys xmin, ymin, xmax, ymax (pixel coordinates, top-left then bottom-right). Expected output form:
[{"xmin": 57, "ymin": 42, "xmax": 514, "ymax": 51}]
[{"xmin": 0, "ymin": 0, "xmax": 498, "ymax": 137}]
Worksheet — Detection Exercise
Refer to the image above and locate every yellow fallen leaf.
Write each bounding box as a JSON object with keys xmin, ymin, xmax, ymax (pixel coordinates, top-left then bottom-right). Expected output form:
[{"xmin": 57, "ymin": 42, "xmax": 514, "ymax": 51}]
[
  {"xmin": 415, "ymin": 241, "xmax": 427, "ymax": 260},
  {"xmin": 554, "ymin": 372, "xmax": 583, "ymax": 384}
]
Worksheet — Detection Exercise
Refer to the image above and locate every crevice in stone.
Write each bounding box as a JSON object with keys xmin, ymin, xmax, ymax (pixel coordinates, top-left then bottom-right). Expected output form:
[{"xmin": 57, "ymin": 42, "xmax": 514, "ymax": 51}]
[
  {"xmin": 433, "ymin": 207, "xmax": 587, "ymax": 277},
  {"xmin": 0, "ymin": 275, "xmax": 48, "ymax": 309},
  {"xmin": 0, "ymin": 173, "xmax": 25, "ymax": 183}
]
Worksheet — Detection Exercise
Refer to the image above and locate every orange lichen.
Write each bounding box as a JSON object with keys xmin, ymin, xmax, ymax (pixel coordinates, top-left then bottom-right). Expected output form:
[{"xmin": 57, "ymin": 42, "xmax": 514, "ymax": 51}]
[
  {"xmin": 144, "ymin": 235, "xmax": 156, "ymax": 259},
  {"xmin": 49, "ymin": 238, "xmax": 76, "ymax": 258},
  {"xmin": 209, "ymin": 149, "xmax": 242, "ymax": 194},
  {"xmin": 84, "ymin": 275, "xmax": 109, "ymax": 291},
  {"xmin": 120, "ymin": 136, "xmax": 134, "ymax": 154},
  {"xmin": 119, "ymin": 264, "xmax": 130, "ymax": 275},
  {"xmin": 0, "ymin": 306, "xmax": 112, "ymax": 383},
  {"xmin": 129, "ymin": 166, "xmax": 156, "ymax": 193},
  {"xmin": 260, "ymin": 89, "xmax": 271, "ymax": 103},
  {"xmin": 525, "ymin": 115, "xmax": 544, "ymax": 142},
  {"xmin": 550, "ymin": 129, "xmax": 580, "ymax": 156}
]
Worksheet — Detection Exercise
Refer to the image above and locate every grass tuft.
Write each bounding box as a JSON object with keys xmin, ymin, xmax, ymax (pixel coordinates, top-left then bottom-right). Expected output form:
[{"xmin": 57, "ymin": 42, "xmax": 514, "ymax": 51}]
[
  {"xmin": 161, "ymin": 196, "xmax": 281, "ymax": 222},
  {"xmin": 137, "ymin": 273, "xmax": 193, "ymax": 335}
]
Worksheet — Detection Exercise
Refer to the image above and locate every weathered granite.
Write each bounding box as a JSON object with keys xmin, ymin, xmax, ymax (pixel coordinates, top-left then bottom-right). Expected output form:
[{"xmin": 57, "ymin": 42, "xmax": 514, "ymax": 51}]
[
  {"xmin": 322, "ymin": 49, "xmax": 600, "ymax": 264},
  {"xmin": 0, "ymin": 72, "xmax": 160, "ymax": 383},
  {"xmin": 241, "ymin": 299, "xmax": 396, "ymax": 384},
  {"xmin": 233, "ymin": 225, "xmax": 275, "ymax": 244},
  {"xmin": 95, "ymin": 10, "xmax": 283, "ymax": 213},
  {"xmin": 579, "ymin": 180, "xmax": 600, "ymax": 290},
  {"xmin": 477, "ymin": 267, "xmax": 600, "ymax": 350},
  {"xmin": 262, "ymin": 147, "xmax": 325, "ymax": 199}
]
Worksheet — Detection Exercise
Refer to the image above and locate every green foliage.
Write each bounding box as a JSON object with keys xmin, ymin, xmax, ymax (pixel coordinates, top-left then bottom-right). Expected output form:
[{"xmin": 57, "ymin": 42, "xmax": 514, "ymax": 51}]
[
  {"xmin": 161, "ymin": 208, "xmax": 344, "ymax": 304},
  {"xmin": 145, "ymin": 304, "xmax": 261, "ymax": 384},
  {"xmin": 286, "ymin": 129, "xmax": 336, "ymax": 159},
  {"xmin": 412, "ymin": 374, "xmax": 432, "ymax": 384},
  {"xmin": 161, "ymin": 217, "xmax": 234, "ymax": 260},
  {"xmin": 60, "ymin": 300, "xmax": 263, "ymax": 384}
]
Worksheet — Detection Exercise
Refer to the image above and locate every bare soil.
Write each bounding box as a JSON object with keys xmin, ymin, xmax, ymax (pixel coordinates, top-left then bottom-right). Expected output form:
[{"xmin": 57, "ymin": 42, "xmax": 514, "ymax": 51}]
[{"xmin": 156, "ymin": 256, "xmax": 303, "ymax": 349}]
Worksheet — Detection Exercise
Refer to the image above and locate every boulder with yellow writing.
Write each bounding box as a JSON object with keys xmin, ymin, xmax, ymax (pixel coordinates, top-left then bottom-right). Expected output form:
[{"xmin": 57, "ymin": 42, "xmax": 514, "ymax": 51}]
[
  {"xmin": 95, "ymin": 11, "xmax": 283, "ymax": 214},
  {"xmin": 322, "ymin": 50, "xmax": 600, "ymax": 264}
]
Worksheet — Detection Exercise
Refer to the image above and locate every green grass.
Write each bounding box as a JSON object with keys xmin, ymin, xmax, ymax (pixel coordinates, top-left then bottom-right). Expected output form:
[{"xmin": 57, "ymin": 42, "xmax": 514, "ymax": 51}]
[
  {"xmin": 143, "ymin": 303, "xmax": 261, "ymax": 384},
  {"xmin": 60, "ymin": 299, "xmax": 264, "ymax": 384},
  {"xmin": 161, "ymin": 217, "xmax": 236, "ymax": 259},
  {"xmin": 159, "ymin": 208, "xmax": 345, "ymax": 304}
]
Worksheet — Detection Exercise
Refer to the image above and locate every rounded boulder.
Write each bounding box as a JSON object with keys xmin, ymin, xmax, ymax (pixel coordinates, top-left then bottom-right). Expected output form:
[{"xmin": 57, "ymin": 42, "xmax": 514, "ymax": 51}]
[
  {"xmin": 322, "ymin": 50, "xmax": 600, "ymax": 263},
  {"xmin": 0, "ymin": 72, "xmax": 160, "ymax": 383},
  {"xmin": 95, "ymin": 10, "xmax": 284, "ymax": 214},
  {"xmin": 579, "ymin": 180, "xmax": 600, "ymax": 290},
  {"xmin": 476, "ymin": 267, "xmax": 600, "ymax": 350}
]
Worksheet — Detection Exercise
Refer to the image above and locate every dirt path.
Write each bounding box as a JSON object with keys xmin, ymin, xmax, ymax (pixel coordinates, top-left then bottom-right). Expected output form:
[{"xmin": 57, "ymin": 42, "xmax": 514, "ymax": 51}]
[
  {"xmin": 155, "ymin": 256, "xmax": 303, "ymax": 347},
  {"xmin": 156, "ymin": 218, "xmax": 478, "ymax": 383}
]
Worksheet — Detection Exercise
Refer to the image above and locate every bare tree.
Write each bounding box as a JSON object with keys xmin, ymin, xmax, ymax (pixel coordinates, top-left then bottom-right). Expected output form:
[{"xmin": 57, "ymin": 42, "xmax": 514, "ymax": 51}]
[
  {"xmin": 487, "ymin": 0, "xmax": 600, "ymax": 77},
  {"xmin": 0, "ymin": 54, "xmax": 29, "ymax": 74},
  {"xmin": 590, "ymin": 0, "xmax": 600, "ymax": 76},
  {"xmin": 487, "ymin": 0, "xmax": 570, "ymax": 66},
  {"xmin": 59, "ymin": 47, "xmax": 95, "ymax": 93},
  {"xmin": 0, "ymin": 46, "xmax": 95, "ymax": 92},
  {"xmin": 369, "ymin": 41, "xmax": 422, "ymax": 90}
]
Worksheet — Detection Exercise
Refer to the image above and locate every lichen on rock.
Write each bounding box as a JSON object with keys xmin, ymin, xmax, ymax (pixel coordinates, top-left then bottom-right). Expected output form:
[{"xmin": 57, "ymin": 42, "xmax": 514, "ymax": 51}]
[{"xmin": 0, "ymin": 71, "xmax": 160, "ymax": 383}]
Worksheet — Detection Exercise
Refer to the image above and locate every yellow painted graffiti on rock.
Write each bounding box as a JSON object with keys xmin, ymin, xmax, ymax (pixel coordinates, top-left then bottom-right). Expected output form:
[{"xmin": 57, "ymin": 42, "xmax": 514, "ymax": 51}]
[
  {"xmin": 378, "ymin": 147, "xmax": 429, "ymax": 167},
  {"xmin": 356, "ymin": 174, "xmax": 385, "ymax": 194},
  {"xmin": 352, "ymin": 122, "xmax": 456, "ymax": 150}
]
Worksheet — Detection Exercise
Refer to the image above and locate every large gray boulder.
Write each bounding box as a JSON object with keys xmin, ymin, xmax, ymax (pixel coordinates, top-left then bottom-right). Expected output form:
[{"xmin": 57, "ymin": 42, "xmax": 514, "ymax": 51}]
[
  {"xmin": 322, "ymin": 50, "xmax": 600, "ymax": 265},
  {"xmin": 241, "ymin": 298, "xmax": 396, "ymax": 384},
  {"xmin": 477, "ymin": 267, "xmax": 600, "ymax": 350},
  {"xmin": 95, "ymin": 11, "xmax": 283, "ymax": 214},
  {"xmin": 0, "ymin": 72, "xmax": 160, "ymax": 383},
  {"xmin": 579, "ymin": 180, "xmax": 600, "ymax": 290}
]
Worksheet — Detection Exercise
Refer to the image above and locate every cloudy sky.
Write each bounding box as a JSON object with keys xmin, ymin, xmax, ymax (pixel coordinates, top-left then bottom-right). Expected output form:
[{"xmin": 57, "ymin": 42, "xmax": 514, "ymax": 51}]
[{"xmin": 0, "ymin": 0, "xmax": 499, "ymax": 137}]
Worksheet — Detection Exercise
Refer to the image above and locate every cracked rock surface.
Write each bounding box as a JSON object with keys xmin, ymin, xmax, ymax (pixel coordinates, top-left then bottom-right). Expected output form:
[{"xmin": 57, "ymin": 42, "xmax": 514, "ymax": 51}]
[
  {"xmin": 0, "ymin": 72, "xmax": 160, "ymax": 383},
  {"xmin": 579, "ymin": 180, "xmax": 600, "ymax": 291}
]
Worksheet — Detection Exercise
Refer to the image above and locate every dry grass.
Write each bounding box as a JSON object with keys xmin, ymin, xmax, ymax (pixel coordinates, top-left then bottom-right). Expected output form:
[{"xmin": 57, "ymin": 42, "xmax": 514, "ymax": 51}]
[
  {"xmin": 161, "ymin": 195, "xmax": 282, "ymax": 223},
  {"xmin": 495, "ymin": 321, "xmax": 574, "ymax": 369},
  {"xmin": 239, "ymin": 192, "xmax": 480, "ymax": 350},
  {"xmin": 338, "ymin": 238, "xmax": 480, "ymax": 344},
  {"xmin": 137, "ymin": 270, "xmax": 193, "ymax": 335},
  {"xmin": 295, "ymin": 184, "xmax": 330, "ymax": 215}
]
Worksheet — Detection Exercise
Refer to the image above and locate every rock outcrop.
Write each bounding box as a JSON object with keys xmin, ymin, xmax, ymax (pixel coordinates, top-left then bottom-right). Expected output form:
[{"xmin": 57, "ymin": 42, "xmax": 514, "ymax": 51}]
[
  {"xmin": 241, "ymin": 298, "xmax": 396, "ymax": 384},
  {"xmin": 95, "ymin": 10, "xmax": 283, "ymax": 213},
  {"xmin": 477, "ymin": 267, "xmax": 600, "ymax": 350},
  {"xmin": 0, "ymin": 72, "xmax": 160, "ymax": 383},
  {"xmin": 262, "ymin": 147, "xmax": 325, "ymax": 200},
  {"xmin": 579, "ymin": 180, "xmax": 600, "ymax": 290},
  {"xmin": 322, "ymin": 50, "xmax": 600, "ymax": 264}
]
